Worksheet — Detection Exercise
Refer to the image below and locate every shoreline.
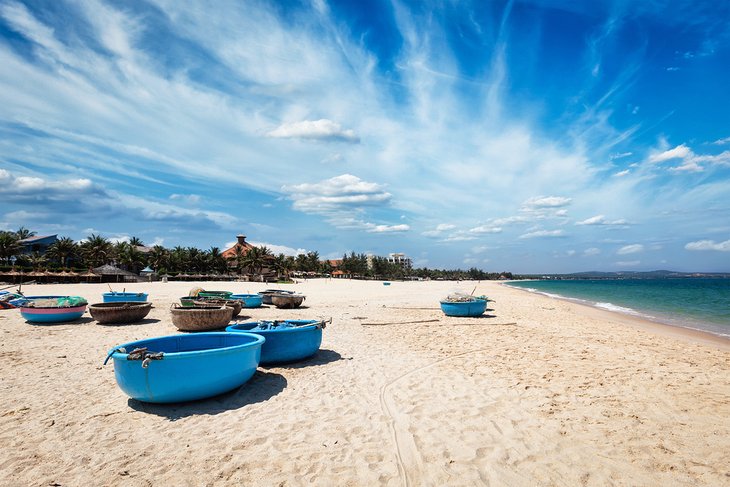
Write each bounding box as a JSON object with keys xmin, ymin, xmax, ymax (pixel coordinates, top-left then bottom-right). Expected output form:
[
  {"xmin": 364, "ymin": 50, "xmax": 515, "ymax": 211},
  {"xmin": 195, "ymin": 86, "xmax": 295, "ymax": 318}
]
[{"xmin": 501, "ymin": 281, "xmax": 730, "ymax": 351}]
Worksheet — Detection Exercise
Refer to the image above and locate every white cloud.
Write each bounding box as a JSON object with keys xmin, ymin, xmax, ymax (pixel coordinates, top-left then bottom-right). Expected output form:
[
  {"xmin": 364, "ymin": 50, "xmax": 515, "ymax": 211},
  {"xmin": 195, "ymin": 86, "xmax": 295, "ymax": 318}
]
[
  {"xmin": 249, "ymin": 241, "xmax": 307, "ymax": 256},
  {"xmin": 267, "ymin": 119, "xmax": 360, "ymax": 143},
  {"xmin": 469, "ymin": 225, "xmax": 502, "ymax": 234},
  {"xmin": 649, "ymin": 144, "xmax": 692, "ymax": 163},
  {"xmin": 283, "ymin": 174, "xmax": 391, "ymax": 213},
  {"xmin": 575, "ymin": 215, "xmax": 628, "ymax": 226},
  {"xmin": 712, "ymin": 136, "xmax": 730, "ymax": 146},
  {"xmin": 684, "ymin": 239, "xmax": 730, "ymax": 252},
  {"xmin": 615, "ymin": 260, "xmax": 640, "ymax": 267},
  {"xmin": 584, "ymin": 247, "xmax": 601, "ymax": 256},
  {"xmin": 366, "ymin": 224, "xmax": 410, "ymax": 233},
  {"xmin": 519, "ymin": 229, "xmax": 565, "ymax": 239},
  {"xmin": 522, "ymin": 196, "xmax": 572, "ymax": 209},
  {"xmin": 617, "ymin": 244, "xmax": 643, "ymax": 255},
  {"xmin": 170, "ymin": 194, "xmax": 201, "ymax": 205},
  {"xmin": 613, "ymin": 169, "xmax": 630, "ymax": 177},
  {"xmin": 422, "ymin": 223, "xmax": 456, "ymax": 237}
]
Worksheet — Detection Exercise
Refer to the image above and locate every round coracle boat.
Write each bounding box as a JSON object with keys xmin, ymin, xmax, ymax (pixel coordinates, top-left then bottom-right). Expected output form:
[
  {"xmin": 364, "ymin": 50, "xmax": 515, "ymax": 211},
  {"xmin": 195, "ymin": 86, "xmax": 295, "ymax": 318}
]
[
  {"xmin": 179, "ymin": 297, "xmax": 242, "ymax": 318},
  {"xmin": 270, "ymin": 293, "xmax": 305, "ymax": 309},
  {"xmin": 170, "ymin": 304, "xmax": 234, "ymax": 331},
  {"xmin": 104, "ymin": 332, "xmax": 265, "ymax": 403},
  {"xmin": 230, "ymin": 293, "xmax": 263, "ymax": 308},
  {"xmin": 89, "ymin": 302, "xmax": 153, "ymax": 325},
  {"xmin": 226, "ymin": 319, "xmax": 327, "ymax": 364},
  {"xmin": 103, "ymin": 292, "xmax": 148, "ymax": 303},
  {"xmin": 439, "ymin": 294, "xmax": 488, "ymax": 317},
  {"xmin": 258, "ymin": 289, "xmax": 294, "ymax": 305},
  {"xmin": 20, "ymin": 296, "xmax": 88, "ymax": 323}
]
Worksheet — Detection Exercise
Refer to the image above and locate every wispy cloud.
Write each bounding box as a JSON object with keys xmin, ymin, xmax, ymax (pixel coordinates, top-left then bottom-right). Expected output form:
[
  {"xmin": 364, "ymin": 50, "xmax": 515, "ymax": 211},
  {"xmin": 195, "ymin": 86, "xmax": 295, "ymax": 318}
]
[
  {"xmin": 267, "ymin": 119, "xmax": 360, "ymax": 143},
  {"xmin": 575, "ymin": 215, "xmax": 628, "ymax": 226},
  {"xmin": 519, "ymin": 229, "xmax": 565, "ymax": 239},
  {"xmin": 684, "ymin": 239, "xmax": 730, "ymax": 251},
  {"xmin": 617, "ymin": 243, "xmax": 643, "ymax": 255}
]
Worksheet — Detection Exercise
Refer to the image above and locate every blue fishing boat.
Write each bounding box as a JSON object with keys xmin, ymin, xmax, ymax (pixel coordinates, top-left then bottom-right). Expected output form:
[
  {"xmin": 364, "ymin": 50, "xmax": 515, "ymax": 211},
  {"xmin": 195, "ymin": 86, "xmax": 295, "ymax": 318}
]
[
  {"xmin": 439, "ymin": 295, "xmax": 488, "ymax": 317},
  {"xmin": 226, "ymin": 319, "xmax": 326, "ymax": 364},
  {"xmin": 105, "ymin": 332, "xmax": 265, "ymax": 403},
  {"xmin": 230, "ymin": 293, "xmax": 263, "ymax": 308},
  {"xmin": 103, "ymin": 292, "xmax": 148, "ymax": 303}
]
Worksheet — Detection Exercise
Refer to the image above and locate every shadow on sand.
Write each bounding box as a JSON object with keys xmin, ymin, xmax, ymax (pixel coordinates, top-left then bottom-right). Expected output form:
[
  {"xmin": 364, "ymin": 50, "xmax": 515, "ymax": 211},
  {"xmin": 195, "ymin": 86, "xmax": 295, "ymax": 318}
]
[
  {"xmin": 261, "ymin": 348, "xmax": 348, "ymax": 370},
  {"xmin": 127, "ymin": 370, "xmax": 287, "ymax": 420}
]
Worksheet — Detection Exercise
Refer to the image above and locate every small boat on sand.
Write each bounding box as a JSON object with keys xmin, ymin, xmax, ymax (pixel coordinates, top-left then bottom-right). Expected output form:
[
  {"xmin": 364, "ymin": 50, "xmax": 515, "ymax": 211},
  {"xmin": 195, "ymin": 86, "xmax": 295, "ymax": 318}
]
[
  {"xmin": 439, "ymin": 294, "xmax": 488, "ymax": 317},
  {"xmin": 226, "ymin": 319, "xmax": 326, "ymax": 364},
  {"xmin": 170, "ymin": 304, "xmax": 234, "ymax": 331},
  {"xmin": 230, "ymin": 293, "xmax": 263, "ymax": 308},
  {"xmin": 89, "ymin": 302, "xmax": 153, "ymax": 325},
  {"xmin": 270, "ymin": 293, "xmax": 305, "ymax": 309},
  {"xmin": 20, "ymin": 296, "xmax": 88, "ymax": 323},
  {"xmin": 104, "ymin": 332, "xmax": 264, "ymax": 403},
  {"xmin": 103, "ymin": 292, "xmax": 148, "ymax": 303},
  {"xmin": 258, "ymin": 289, "xmax": 294, "ymax": 305}
]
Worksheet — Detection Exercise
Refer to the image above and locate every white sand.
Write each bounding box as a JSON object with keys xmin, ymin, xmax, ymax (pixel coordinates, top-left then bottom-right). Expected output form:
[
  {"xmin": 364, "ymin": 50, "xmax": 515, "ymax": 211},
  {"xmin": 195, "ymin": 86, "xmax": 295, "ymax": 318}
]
[{"xmin": 1, "ymin": 279, "xmax": 728, "ymax": 486}]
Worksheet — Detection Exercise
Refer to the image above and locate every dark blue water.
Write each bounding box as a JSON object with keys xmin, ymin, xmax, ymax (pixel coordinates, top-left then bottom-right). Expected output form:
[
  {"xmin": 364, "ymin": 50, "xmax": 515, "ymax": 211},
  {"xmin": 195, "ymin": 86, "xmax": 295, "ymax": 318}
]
[{"xmin": 507, "ymin": 278, "xmax": 730, "ymax": 338}]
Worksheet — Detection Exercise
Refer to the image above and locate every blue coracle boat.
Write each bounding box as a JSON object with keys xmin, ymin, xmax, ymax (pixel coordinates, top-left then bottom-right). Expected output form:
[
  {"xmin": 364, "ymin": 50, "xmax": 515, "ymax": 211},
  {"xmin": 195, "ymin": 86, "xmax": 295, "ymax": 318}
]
[
  {"xmin": 105, "ymin": 332, "xmax": 264, "ymax": 403},
  {"xmin": 230, "ymin": 293, "xmax": 263, "ymax": 308},
  {"xmin": 440, "ymin": 297, "xmax": 488, "ymax": 317},
  {"xmin": 226, "ymin": 319, "xmax": 325, "ymax": 364},
  {"xmin": 103, "ymin": 292, "xmax": 148, "ymax": 303}
]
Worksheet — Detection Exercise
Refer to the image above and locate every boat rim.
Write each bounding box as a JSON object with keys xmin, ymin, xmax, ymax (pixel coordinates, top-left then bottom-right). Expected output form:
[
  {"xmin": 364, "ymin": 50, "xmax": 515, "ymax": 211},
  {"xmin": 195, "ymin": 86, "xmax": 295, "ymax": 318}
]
[{"xmin": 107, "ymin": 332, "xmax": 265, "ymax": 361}]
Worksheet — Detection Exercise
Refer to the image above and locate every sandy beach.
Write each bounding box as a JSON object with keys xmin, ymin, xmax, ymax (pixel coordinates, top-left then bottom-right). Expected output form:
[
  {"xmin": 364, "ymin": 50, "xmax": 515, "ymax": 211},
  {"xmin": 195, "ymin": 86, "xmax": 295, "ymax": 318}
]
[{"xmin": 1, "ymin": 279, "xmax": 728, "ymax": 486}]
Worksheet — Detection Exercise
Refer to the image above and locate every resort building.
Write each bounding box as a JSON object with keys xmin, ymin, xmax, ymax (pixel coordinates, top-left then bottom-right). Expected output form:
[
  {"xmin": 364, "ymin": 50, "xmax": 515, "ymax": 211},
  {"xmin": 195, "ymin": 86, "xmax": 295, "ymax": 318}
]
[
  {"xmin": 17, "ymin": 234, "xmax": 58, "ymax": 256},
  {"xmin": 387, "ymin": 252, "xmax": 412, "ymax": 269}
]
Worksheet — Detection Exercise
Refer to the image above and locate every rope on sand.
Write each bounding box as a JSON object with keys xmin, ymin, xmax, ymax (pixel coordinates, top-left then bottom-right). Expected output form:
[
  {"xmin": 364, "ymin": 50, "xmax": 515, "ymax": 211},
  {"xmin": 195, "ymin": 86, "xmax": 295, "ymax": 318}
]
[{"xmin": 361, "ymin": 319, "xmax": 440, "ymax": 326}]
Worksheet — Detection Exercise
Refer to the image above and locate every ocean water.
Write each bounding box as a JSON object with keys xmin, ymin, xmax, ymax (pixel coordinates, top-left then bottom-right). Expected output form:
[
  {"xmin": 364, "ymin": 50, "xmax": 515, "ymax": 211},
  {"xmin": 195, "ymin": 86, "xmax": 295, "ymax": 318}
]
[{"xmin": 507, "ymin": 278, "xmax": 730, "ymax": 338}]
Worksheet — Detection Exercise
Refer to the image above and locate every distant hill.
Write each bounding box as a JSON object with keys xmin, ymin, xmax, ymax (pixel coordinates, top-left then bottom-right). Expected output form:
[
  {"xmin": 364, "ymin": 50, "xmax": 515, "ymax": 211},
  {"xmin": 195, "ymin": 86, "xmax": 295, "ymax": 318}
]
[{"xmin": 523, "ymin": 270, "xmax": 730, "ymax": 279}]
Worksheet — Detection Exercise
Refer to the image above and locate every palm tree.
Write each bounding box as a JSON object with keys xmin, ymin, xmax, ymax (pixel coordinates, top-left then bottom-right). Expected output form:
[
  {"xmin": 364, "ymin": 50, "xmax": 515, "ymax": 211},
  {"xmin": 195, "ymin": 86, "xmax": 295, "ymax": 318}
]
[
  {"xmin": 80, "ymin": 234, "xmax": 112, "ymax": 268},
  {"xmin": 15, "ymin": 226, "xmax": 36, "ymax": 240},
  {"xmin": 0, "ymin": 231, "xmax": 22, "ymax": 263},
  {"xmin": 242, "ymin": 246, "xmax": 265, "ymax": 277},
  {"xmin": 116, "ymin": 242, "xmax": 145, "ymax": 273},
  {"xmin": 46, "ymin": 237, "xmax": 77, "ymax": 268},
  {"xmin": 272, "ymin": 253, "xmax": 293, "ymax": 280},
  {"xmin": 129, "ymin": 236, "xmax": 144, "ymax": 247},
  {"xmin": 207, "ymin": 247, "xmax": 227, "ymax": 274},
  {"xmin": 147, "ymin": 245, "xmax": 169, "ymax": 272}
]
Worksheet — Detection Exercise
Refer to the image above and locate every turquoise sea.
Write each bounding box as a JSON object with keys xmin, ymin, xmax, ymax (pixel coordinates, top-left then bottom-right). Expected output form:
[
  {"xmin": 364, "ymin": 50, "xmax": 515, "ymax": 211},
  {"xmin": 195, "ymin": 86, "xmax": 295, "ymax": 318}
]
[{"xmin": 507, "ymin": 278, "xmax": 730, "ymax": 338}]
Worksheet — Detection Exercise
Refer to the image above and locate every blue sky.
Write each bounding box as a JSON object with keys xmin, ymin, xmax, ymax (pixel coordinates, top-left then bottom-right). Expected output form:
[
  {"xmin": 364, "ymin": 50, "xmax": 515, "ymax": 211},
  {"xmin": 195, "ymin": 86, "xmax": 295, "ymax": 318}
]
[{"xmin": 1, "ymin": 0, "xmax": 729, "ymax": 273}]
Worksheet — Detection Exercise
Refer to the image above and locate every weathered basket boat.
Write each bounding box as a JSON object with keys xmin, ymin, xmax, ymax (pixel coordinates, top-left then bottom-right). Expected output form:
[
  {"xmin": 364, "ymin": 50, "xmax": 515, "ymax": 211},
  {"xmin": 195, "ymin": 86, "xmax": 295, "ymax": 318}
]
[
  {"xmin": 103, "ymin": 292, "xmax": 148, "ymax": 303},
  {"xmin": 179, "ymin": 297, "xmax": 242, "ymax": 317},
  {"xmin": 230, "ymin": 293, "xmax": 263, "ymax": 308},
  {"xmin": 89, "ymin": 302, "xmax": 153, "ymax": 325},
  {"xmin": 271, "ymin": 293, "xmax": 306, "ymax": 309},
  {"xmin": 104, "ymin": 332, "xmax": 265, "ymax": 403},
  {"xmin": 383, "ymin": 282, "xmax": 391, "ymax": 286},
  {"xmin": 170, "ymin": 304, "xmax": 234, "ymax": 331},
  {"xmin": 226, "ymin": 319, "xmax": 326, "ymax": 364},
  {"xmin": 439, "ymin": 295, "xmax": 488, "ymax": 317},
  {"xmin": 20, "ymin": 296, "xmax": 88, "ymax": 323},
  {"xmin": 258, "ymin": 289, "xmax": 294, "ymax": 305}
]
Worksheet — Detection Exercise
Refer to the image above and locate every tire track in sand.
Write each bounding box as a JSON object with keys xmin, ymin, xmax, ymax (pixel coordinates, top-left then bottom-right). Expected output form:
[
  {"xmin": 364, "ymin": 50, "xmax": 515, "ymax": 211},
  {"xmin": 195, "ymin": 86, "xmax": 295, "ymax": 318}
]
[{"xmin": 379, "ymin": 348, "xmax": 491, "ymax": 487}]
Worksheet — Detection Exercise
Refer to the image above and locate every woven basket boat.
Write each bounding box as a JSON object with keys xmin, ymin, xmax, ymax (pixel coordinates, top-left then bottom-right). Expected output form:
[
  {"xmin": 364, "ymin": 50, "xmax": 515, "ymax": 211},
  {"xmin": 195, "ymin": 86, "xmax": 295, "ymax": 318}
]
[
  {"xmin": 259, "ymin": 289, "xmax": 294, "ymax": 305},
  {"xmin": 89, "ymin": 302, "xmax": 153, "ymax": 325},
  {"xmin": 270, "ymin": 293, "xmax": 306, "ymax": 309},
  {"xmin": 188, "ymin": 298, "xmax": 242, "ymax": 318},
  {"xmin": 170, "ymin": 305, "xmax": 234, "ymax": 331}
]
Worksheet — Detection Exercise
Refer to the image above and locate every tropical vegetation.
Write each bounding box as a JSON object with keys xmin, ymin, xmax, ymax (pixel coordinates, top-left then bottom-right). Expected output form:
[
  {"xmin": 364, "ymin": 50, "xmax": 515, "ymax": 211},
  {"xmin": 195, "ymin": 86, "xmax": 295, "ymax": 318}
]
[{"xmin": 0, "ymin": 228, "xmax": 513, "ymax": 281}]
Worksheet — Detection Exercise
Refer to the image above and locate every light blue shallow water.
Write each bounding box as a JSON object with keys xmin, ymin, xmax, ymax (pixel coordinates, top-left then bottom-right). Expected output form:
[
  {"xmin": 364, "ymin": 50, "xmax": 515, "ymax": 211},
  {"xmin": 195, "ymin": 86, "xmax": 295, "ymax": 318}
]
[{"xmin": 507, "ymin": 278, "xmax": 730, "ymax": 338}]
